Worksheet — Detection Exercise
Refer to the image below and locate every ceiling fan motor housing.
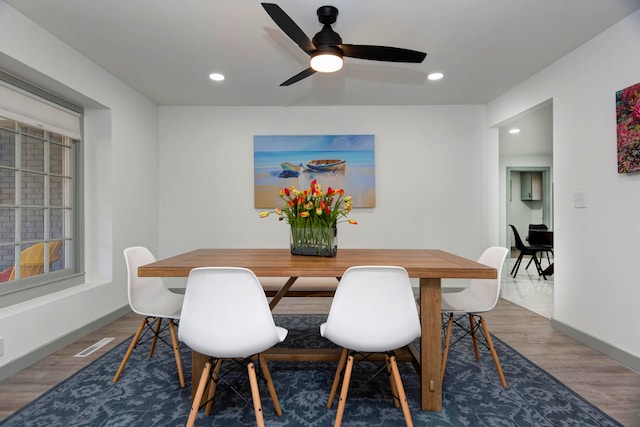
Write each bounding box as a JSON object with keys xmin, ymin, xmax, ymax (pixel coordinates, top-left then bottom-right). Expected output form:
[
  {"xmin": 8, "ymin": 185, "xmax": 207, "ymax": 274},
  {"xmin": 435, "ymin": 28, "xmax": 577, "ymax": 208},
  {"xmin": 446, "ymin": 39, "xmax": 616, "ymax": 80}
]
[{"xmin": 313, "ymin": 28, "xmax": 342, "ymax": 49}]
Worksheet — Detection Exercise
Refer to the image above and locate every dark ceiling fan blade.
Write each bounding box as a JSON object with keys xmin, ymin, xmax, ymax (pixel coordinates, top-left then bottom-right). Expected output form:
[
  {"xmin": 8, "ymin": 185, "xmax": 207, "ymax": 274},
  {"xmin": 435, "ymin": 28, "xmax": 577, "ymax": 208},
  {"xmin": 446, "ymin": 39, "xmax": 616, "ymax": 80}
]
[
  {"xmin": 341, "ymin": 45, "xmax": 427, "ymax": 63},
  {"xmin": 261, "ymin": 3, "xmax": 315, "ymax": 53},
  {"xmin": 280, "ymin": 68, "xmax": 317, "ymax": 86}
]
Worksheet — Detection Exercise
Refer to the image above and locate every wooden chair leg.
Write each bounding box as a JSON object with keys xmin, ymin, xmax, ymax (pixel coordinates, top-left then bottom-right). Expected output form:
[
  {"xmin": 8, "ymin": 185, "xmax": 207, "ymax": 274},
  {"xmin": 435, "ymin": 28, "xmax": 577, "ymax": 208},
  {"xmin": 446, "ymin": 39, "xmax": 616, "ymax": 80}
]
[
  {"xmin": 441, "ymin": 313, "xmax": 454, "ymax": 381},
  {"xmin": 149, "ymin": 317, "xmax": 162, "ymax": 357},
  {"xmin": 327, "ymin": 348, "xmax": 348, "ymax": 408},
  {"xmin": 479, "ymin": 317, "xmax": 508, "ymax": 388},
  {"xmin": 259, "ymin": 353, "xmax": 283, "ymax": 416},
  {"xmin": 205, "ymin": 359, "xmax": 223, "ymax": 416},
  {"xmin": 168, "ymin": 320, "xmax": 185, "ymax": 387},
  {"xmin": 388, "ymin": 355, "xmax": 414, "ymax": 427},
  {"xmin": 334, "ymin": 354, "xmax": 354, "ymax": 427},
  {"xmin": 469, "ymin": 314, "xmax": 480, "ymax": 361},
  {"xmin": 112, "ymin": 317, "xmax": 146, "ymax": 383},
  {"xmin": 385, "ymin": 354, "xmax": 400, "ymax": 408},
  {"xmin": 186, "ymin": 360, "xmax": 212, "ymax": 427},
  {"xmin": 247, "ymin": 362, "xmax": 265, "ymax": 427}
]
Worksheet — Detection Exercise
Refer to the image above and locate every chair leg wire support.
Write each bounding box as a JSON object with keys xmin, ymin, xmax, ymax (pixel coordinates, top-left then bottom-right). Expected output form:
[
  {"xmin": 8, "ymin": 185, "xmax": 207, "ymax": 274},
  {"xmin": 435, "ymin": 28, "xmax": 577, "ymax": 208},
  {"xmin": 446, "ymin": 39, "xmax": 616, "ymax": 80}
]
[
  {"xmin": 441, "ymin": 313, "xmax": 507, "ymax": 388},
  {"xmin": 112, "ymin": 316, "xmax": 185, "ymax": 387},
  {"xmin": 186, "ymin": 354, "xmax": 282, "ymax": 427},
  {"xmin": 326, "ymin": 348, "xmax": 414, "ymax": 427}
]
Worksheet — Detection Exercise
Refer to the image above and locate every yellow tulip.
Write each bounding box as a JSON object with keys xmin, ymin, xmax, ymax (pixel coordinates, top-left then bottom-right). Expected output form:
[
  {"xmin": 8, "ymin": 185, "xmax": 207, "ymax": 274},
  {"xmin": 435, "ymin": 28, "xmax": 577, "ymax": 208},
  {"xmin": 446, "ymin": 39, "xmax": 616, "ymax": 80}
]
[{"xmin": 259, "ymin": 211, "xmax": 270, "ymax": 218}]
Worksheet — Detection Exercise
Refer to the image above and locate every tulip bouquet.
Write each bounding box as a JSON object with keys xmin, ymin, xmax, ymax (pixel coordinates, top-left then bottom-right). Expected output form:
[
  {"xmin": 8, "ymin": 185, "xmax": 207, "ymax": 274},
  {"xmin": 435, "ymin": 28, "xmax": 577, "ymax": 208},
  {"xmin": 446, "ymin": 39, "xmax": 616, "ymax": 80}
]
[{"xmin": 259, "ymin": 179, "xmax": 357, "ymax": 256}]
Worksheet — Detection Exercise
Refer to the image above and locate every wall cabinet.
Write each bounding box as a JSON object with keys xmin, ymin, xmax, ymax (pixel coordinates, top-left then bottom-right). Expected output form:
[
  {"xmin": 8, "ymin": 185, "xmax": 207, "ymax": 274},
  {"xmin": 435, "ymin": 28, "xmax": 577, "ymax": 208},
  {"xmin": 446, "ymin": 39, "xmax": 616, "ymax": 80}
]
[{"xmin": 521, "ymin": 171, "xmax": 542, "ymax": 201}]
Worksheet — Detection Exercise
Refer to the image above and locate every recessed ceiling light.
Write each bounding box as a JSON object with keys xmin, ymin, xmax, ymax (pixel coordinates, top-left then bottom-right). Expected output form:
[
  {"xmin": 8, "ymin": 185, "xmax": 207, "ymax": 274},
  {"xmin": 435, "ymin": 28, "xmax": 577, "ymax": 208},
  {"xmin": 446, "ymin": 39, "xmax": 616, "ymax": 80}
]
[
  {"xmin": 427, "ymin": 72, "xmax": 444, "ymax": 81},
  {"xmin": 509, "ymin": 128, "xmax": 520, "ymax": 134},
  {"xmin": 209, "ymin": 73, "xmax": 225, "ymax": 81}
]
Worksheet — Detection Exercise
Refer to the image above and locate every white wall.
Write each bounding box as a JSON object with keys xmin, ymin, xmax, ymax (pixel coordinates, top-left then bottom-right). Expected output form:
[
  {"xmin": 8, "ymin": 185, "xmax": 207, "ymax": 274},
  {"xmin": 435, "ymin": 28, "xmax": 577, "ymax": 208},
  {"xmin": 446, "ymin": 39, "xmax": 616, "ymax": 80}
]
[
  {"xmin": 157, "ymin": 106, "xmax": 490, "ymax": 262},
  {"xmin": 487, "ymin": 11, "xmax": 640, "ymax": 360},
  {"xmin": 0, "ymin": 2, "xmax": 159, "ymax": 372}
]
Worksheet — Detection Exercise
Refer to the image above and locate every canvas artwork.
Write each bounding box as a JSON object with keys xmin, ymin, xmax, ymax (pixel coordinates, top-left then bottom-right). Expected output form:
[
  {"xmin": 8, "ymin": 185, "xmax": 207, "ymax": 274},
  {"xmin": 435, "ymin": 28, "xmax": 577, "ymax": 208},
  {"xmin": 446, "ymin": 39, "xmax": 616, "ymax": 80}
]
[
  {"xmin": 616, "ymin": 81, "xmax": 640, "ymax": 173},
  {"xmin": 254, "ymin": 134, "xmax": 375, "ymax": 208}
]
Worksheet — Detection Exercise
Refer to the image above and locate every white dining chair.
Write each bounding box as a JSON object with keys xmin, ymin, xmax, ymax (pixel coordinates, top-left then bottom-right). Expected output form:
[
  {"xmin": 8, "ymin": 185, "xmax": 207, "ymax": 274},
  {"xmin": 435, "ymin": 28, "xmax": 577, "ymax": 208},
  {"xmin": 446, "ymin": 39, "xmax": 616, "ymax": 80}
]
[
  {"xmin": 441, "ymin": 246, "xmax": 509, "ymax": 388},
  {"xmin": 179, "ymin": 267, "xmax": 288, "ymax": 427},
  {"xmin": 320, "ymin": 266, "xmax": 421, "ymax": 427},
  {"xmin": 113, "ymin": 246, "xmax": 185, "ymax": 387}
]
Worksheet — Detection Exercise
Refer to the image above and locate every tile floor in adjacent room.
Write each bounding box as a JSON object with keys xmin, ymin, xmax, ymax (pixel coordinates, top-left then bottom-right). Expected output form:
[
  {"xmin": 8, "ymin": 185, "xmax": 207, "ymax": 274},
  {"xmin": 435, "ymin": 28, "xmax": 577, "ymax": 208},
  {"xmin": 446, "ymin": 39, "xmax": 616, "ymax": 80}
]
[{"xmin": 501, "ymin": 251, "xmax": 554, "ymax": 319}]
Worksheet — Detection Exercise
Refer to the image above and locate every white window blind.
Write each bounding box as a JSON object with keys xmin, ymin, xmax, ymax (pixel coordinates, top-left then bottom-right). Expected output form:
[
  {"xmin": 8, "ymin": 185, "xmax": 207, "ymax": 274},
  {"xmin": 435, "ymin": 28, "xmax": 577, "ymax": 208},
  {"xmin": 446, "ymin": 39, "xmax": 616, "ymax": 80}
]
[{"xmin": 0, "ymin": 81, "xmax": 81, "ymax": 139}]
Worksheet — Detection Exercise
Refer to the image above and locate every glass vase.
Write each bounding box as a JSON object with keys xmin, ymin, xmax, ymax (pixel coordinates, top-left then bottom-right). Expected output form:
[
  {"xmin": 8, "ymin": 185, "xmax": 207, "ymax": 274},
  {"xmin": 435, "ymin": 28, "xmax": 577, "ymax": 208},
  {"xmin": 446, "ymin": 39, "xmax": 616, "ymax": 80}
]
[{"xmin": 290, "ymin": 226, "xmax": 337, "ymax": 257}]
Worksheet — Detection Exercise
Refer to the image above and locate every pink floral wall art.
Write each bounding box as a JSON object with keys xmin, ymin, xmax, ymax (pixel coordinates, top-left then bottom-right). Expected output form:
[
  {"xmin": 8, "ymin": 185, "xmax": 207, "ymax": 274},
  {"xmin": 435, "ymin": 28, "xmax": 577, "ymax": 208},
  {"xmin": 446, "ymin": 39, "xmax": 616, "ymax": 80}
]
[{"xmin": 616, "ymin": 81, "xmax": 640, "ymax": 173}]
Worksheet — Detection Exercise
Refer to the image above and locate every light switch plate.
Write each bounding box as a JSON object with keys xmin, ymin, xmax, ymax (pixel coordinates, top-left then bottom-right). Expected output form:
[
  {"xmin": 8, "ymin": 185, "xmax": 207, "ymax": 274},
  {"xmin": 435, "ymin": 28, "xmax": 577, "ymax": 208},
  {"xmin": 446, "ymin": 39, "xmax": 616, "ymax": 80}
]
[{"xmin": 573, "ymin": 191, "xmax": 587, "ymax": 208}]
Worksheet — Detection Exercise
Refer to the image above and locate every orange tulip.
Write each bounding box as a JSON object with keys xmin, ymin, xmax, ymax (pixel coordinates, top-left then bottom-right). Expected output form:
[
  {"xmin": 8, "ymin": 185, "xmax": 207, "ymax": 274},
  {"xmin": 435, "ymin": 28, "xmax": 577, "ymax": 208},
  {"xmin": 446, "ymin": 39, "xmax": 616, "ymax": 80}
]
[
  {"xmin": 349, "ymin": 219, "xmax": 358, "ymax": 224},
  {"xmin": 300, "ymin": 212, "xmax": 310, "ymax": 218}
]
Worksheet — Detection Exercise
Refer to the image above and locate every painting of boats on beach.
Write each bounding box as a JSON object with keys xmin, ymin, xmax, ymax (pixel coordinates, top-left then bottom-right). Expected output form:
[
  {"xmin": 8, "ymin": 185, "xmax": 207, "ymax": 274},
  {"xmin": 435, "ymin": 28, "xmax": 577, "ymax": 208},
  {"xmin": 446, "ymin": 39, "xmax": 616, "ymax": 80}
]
[{"xmin": 254, "ymin": 134, "xmax": 375, "ymax": 208}]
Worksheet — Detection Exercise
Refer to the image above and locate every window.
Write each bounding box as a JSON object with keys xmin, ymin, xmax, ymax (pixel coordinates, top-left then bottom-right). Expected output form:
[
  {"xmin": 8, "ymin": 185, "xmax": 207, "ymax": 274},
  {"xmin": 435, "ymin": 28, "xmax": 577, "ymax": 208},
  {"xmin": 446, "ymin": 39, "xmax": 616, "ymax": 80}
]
[{"xmin": 0, "ymin": 75, "xmax": 83, "ymax": 306}]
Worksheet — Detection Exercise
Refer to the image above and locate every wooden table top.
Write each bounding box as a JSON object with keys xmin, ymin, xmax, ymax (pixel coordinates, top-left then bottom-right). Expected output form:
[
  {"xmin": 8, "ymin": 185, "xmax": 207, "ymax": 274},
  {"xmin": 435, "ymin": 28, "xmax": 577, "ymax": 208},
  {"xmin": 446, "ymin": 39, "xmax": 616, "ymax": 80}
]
[{"xmin": 138, "ymin": 248, "xmax": 497, "ymax": 279}]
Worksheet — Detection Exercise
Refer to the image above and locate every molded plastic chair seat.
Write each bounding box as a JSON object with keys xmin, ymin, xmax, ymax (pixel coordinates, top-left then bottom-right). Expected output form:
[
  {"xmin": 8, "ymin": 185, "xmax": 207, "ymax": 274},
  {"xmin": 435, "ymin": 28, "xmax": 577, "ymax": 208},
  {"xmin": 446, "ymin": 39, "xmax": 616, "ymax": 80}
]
[
  {"xmin": 179, "ymin": 267, "xmax": 288, "ymax": 427},
  {"xmin": 112, "ymin": 246, "xmax": 185, "ymax": 387},
  {"xmin": 320, "ymin": 266, "xmax": 421, "ymax": 427},
  {"xmin": 441, "ymin": 246, "xmax": 509, "ymax": 388}
]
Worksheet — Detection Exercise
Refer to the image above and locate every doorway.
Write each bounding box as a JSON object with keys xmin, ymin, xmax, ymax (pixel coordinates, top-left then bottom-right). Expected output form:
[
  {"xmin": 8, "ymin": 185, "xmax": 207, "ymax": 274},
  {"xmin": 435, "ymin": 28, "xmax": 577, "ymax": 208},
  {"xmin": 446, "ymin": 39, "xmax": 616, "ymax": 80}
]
[
  {"xmin": 506, "ymin": 167, "xmax": 552, "ymax": 249},
  {"xmin": 498, "ymin": 100, "xmax": 554, "ymax": 318}
]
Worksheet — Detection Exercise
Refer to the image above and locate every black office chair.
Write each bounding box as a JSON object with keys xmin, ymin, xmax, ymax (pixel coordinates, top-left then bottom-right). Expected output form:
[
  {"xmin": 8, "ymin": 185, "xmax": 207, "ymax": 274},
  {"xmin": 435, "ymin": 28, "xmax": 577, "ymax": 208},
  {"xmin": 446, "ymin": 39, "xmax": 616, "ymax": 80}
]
[
  {"xmin": 527, "ymin": 224, "xmax": 553, "ymax": 265},
  {"xmin": 509, "ymin": 224, "xmax": 547, "ymax": 279}
]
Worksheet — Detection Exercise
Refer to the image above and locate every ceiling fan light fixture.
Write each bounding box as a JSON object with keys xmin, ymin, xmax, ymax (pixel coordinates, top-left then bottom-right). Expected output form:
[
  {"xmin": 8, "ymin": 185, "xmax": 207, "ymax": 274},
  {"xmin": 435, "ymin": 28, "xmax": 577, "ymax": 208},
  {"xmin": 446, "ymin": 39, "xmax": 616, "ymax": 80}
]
[
  {"xmin": 262, "ymin": 3, "xmax": 426, "ymax": 85},
  {"xmin": 310, "ymin": 50, "xmax": 343, "ymax": 73}
]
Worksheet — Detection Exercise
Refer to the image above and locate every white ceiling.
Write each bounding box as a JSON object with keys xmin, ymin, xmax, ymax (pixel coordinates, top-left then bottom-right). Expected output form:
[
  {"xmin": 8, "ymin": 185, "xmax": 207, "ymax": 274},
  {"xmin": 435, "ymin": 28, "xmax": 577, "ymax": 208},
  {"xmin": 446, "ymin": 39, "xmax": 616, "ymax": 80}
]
[{"xmin": 3, "ymin": 0, "xmax": 639, "ymax": 107}]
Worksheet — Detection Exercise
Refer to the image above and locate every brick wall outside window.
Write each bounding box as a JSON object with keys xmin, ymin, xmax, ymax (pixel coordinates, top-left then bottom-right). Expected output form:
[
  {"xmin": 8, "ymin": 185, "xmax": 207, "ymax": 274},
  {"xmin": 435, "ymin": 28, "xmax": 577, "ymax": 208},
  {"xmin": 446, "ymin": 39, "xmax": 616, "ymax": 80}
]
[{"xmin": 0, "ymin": 116, "xmax": 73, "ymax": 281}]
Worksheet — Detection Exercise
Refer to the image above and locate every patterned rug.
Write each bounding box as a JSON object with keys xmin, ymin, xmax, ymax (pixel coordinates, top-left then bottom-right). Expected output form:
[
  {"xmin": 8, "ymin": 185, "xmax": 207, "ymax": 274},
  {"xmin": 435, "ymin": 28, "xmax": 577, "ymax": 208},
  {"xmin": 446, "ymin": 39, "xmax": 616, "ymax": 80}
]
[{"xmin": 0, "ymin": 314, "xmax": 622, "ymax": 426}]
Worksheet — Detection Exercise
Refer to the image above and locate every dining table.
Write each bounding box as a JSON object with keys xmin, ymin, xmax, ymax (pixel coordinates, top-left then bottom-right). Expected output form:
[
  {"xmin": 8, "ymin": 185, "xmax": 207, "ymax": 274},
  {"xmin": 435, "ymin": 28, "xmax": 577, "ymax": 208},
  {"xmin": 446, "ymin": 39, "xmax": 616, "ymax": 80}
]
[{"xmin": 138, "ymin": 248, "xmax": 497, "ymax": 411}]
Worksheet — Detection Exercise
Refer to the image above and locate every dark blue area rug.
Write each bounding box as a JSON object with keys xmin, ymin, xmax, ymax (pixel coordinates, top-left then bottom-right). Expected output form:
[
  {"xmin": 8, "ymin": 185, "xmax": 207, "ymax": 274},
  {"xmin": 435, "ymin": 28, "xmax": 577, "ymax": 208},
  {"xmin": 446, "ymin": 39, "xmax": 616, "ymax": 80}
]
[{"xmin": 1, "ymin": 314, "xmax": 622, "ymax": 426}]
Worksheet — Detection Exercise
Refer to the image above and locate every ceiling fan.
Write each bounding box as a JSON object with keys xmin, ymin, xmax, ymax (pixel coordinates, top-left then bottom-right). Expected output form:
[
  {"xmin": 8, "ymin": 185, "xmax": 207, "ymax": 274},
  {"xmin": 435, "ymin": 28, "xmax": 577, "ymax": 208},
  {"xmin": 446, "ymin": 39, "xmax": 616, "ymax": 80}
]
[{"xmin": 261, "ymin": 3, "xmax": 427, "ymax": 86}]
